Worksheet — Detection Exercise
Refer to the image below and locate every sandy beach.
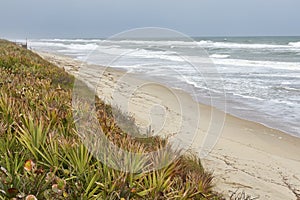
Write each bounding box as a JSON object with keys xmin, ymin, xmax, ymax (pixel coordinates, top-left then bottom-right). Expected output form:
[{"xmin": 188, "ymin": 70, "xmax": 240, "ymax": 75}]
[{"xmin": 38, "ymin": 51, "xmax": 300, "ymax": 200}]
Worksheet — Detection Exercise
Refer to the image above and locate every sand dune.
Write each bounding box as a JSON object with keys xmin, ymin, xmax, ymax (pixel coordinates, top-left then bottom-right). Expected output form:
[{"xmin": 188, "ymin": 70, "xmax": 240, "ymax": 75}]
[{"xmin": 38, "ymin": 51, "xmax": 300, "ymax": 199}]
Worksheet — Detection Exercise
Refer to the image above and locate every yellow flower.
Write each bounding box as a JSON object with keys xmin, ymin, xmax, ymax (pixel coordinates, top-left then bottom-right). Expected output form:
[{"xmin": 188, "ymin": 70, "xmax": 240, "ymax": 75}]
[{"xmin": 24, "ymin": 160, "xmax": 35, "ymax": 172}]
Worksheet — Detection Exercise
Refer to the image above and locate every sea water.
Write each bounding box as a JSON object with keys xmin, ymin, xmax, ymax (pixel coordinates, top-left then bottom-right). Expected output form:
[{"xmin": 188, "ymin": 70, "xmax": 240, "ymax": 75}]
[{"xmin": 28, "ymin": 36, "xmax": 300, "ymax": 137}]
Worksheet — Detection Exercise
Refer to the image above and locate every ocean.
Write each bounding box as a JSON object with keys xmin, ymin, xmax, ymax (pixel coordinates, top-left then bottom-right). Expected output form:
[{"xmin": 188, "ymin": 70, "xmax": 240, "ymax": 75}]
[{"xmin": 28, "ymin": 36, "xmax": 300, "ymax": 137}]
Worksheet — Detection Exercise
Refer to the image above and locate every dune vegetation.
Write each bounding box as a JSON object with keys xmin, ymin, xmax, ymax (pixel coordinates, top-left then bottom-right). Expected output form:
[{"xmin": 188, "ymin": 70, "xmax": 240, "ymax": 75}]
[{"xmin": 0, "ymin": 39, "xmax": 223, "ymax": 199}]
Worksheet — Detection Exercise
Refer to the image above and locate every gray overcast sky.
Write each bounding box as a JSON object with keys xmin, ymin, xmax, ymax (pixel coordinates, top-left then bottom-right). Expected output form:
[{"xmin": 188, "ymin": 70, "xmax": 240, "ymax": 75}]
[{"xmin": 0, "ymin": 0, "xmax": 299, "ymax": 39}]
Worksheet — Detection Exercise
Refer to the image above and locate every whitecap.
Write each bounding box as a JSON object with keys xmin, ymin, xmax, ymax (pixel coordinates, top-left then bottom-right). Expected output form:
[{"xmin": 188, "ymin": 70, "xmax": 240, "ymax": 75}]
[
  {"xmin": 209, "ymin": 54, "xmax": 230, "ymax": 59},
  {"xmin": 289, "ymin": 41, "xmax": 300, "ymax": 47},
  {"xmin": 212, "ymin": 58, "xmax": 300, "ymax": 71}
]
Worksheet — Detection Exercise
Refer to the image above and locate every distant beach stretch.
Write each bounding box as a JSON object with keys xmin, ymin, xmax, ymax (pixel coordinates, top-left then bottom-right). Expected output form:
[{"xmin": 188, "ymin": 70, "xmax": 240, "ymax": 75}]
[
  {"xmin": 31, "ymin": 37, "xmax": 300, "ymax": 137},
  {"xmin": 37, "ymin": 42, "xmax": 300, "ymax": 199}
]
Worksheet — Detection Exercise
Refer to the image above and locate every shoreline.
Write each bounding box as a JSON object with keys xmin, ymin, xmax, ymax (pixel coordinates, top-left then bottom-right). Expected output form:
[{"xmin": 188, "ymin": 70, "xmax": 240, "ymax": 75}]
[
  {"xmin": 125, "ymin": 70, "xmax": 300, "ymax": 139},
  {"xmin": 37, "ymin": 50, "xmax": 299, "ymax": 139},
  {"xmin": 28, "ymin": 37, "xmax": 300, "ymax": 138},
  {"xmin": 37, "ymin": 50, "xmax": 300, "ymax": 199}
]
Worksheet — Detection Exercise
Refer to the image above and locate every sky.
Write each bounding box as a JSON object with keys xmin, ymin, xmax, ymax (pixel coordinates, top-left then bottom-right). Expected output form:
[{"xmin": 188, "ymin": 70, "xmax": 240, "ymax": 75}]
[{"xmin": 0, "ymin": 0, "xmax": 300, "ymax": 39}]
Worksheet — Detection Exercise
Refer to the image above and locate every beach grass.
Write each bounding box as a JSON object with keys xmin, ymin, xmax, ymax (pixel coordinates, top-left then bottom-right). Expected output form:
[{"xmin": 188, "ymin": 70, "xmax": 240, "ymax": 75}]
[{"xmin": 0, "ymin": 39, "xmax": 224, "ymax": 199}]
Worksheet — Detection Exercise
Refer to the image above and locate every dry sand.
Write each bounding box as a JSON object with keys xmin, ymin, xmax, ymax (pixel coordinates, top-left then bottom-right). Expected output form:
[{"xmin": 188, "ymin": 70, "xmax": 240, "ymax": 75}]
[{"xmin": 38, "ymin": 51, "xmax": 300, "ymax": 200}]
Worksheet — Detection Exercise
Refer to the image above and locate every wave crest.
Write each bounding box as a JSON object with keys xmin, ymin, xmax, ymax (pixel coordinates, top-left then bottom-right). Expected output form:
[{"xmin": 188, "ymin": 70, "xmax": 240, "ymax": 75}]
[{"xmin": 289, "ymin": 41, "xmax": 300, "ymax": 47}]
